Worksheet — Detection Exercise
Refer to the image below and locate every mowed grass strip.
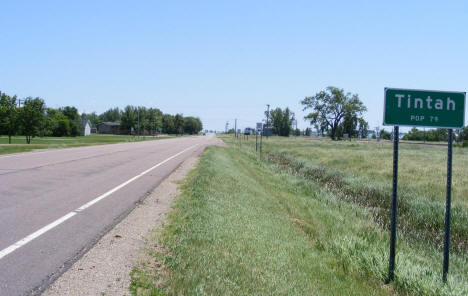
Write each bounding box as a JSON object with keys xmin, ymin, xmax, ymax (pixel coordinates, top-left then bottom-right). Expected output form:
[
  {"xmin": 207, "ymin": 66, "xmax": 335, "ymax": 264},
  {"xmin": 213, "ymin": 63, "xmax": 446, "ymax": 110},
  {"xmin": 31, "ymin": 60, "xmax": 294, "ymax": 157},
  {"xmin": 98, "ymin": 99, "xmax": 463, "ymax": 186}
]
[
  {"xmin": 0, "ymin": 134, "xmax": 176, "ymax": 155},
  {"xmin": 131, "ymin": 145, "xmax": 466, "ymax": 295}
]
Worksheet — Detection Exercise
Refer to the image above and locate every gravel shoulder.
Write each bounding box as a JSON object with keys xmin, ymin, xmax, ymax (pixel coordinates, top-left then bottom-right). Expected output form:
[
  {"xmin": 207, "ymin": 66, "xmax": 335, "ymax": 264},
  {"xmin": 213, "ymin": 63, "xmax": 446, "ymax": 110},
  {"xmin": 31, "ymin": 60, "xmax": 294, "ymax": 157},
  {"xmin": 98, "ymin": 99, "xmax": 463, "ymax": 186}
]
[{"xmin": 43, "ymin": 154, "xmax": 201, "ymax": 296}]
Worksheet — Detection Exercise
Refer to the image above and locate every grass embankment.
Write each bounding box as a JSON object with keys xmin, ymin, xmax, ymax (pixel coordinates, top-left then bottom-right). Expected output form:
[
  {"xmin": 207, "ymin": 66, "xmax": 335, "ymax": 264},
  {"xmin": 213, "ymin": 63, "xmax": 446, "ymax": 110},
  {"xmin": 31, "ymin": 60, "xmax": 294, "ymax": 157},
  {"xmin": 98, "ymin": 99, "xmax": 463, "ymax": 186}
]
[
  {"xmin": 130, "ymin": 138, "xmax": 467, "ymax": 295},
  {"xmin": 0, "ymin": 134, "xmax": 175, "ymax": 155},
  {"xmin": 234, "ymin": 136, "xmax": 468, "ymax": 253}
]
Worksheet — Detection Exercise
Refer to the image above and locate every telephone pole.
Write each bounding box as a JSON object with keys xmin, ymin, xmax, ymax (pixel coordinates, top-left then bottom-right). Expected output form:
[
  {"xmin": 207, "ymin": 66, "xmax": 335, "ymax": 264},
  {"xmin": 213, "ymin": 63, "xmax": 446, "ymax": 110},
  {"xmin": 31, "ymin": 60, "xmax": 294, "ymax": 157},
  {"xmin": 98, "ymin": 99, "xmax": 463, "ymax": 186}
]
[
  {"xmin": 295, "ymin": 119, "xmax": 298, "ymax": 137},
  {"xmin": 265, "ymin": 104, "xmax": 270, "ymax": 138},
  {"xmin": 235, "ymin": 118, "xmax": 237, "ymax": 138},
  {"xmin": 137, "ymin": 107, "xmax": 140, "ymax": 137}
]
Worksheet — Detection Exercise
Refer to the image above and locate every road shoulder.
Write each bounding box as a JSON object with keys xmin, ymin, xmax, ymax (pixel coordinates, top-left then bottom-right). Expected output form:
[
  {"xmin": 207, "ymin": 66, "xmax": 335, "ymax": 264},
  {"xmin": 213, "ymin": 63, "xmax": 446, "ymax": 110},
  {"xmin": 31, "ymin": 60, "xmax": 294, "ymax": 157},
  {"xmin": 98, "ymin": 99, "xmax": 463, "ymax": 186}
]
[{"xmin": 43, "ymin": 154, "xmax": 200, "ymax": 296}]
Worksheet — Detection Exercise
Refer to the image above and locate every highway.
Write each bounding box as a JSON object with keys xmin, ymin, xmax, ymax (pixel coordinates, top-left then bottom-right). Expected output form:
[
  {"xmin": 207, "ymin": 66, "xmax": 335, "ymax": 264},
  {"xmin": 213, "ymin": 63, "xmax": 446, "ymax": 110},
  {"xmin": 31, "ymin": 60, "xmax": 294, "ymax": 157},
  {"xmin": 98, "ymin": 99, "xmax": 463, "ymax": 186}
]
[{"xmin": 0, "ymin": 135, "xmax": 217, "ymax": 295}]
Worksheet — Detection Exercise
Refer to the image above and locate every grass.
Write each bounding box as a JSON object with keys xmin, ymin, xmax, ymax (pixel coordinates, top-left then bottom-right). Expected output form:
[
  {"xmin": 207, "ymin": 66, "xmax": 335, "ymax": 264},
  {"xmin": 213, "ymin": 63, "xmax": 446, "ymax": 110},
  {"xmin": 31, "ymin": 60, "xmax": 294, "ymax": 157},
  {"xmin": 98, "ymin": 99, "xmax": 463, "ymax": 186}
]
[
  {"xmin": 251, "ymin": 136, "xmax": 468, "ymax": 210},
  {"xmin": 130, "ymin": 137, "xmax": 468, "ymax": 295},
  {"xmin": 229, "ymin": 135, "xmax": 468, "ymax": 253},
  {"xmin": 0, "ymin": 134, "xmax": 176, "ymax": 155}
]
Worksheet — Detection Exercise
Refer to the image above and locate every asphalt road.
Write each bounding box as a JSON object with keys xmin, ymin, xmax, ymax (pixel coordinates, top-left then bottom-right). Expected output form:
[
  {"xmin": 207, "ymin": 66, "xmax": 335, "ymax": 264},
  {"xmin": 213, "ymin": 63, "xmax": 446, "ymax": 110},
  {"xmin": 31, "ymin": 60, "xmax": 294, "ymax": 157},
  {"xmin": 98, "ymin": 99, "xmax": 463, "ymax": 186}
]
[{"xmin": 0, "ymin": 135, "xmax": 218, "ymax": 295}]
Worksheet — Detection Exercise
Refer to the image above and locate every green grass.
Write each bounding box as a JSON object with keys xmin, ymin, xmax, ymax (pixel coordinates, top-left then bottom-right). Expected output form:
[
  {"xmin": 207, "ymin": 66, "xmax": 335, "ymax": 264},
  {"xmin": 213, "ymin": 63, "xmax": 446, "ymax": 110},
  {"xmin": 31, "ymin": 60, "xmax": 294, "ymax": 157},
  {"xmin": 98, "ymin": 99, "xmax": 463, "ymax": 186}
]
[
  {"xmin": 130, "ymin": 139, "xmax": 468, "ymax": 295},
  {"xmin": 0, "ymin": 134, "xmax": 176, "ymax": 155},
  {"xmin": 226, "ymin": 135, "xmax": 468, "ymax": 253},
  {"xmin": 249, "ymin": 136, "xmax": 468, "ymax": 210}
]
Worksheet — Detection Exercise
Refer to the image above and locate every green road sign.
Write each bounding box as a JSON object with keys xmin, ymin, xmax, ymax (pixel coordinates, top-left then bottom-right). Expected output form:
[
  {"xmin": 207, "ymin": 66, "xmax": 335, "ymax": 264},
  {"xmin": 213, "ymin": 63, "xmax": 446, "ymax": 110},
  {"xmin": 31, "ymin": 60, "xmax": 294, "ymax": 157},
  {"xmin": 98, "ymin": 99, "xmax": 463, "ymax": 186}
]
[{"xmin": 384, "ymin": 88, "xmax": 466, "ymax": 128}]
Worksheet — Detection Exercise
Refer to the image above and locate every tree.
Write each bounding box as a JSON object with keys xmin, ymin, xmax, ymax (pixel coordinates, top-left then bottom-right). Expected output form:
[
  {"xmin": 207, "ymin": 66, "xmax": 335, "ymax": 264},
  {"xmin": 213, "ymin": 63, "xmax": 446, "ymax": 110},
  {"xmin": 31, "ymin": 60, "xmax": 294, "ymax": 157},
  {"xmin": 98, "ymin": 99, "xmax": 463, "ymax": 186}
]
[
  {"xmin": 357, "ymin": 118, "xmax": 369, "ymax": 138},
  {"xmin": 0, "ymin": 94, "xmax": 19, "ymax": 143},
  {"xmin": 55, "ymin": 115, "xmax": 71, "ymax": 137},
  {"xmin": 144, "ymin": 108, "xmax": 162, "ymax": 135},
  {"xmin": 136, "ymin": 107, "xmax": 146, "ymax": 135},
  {"xmin": 337, "ymin": 112, "xmax": 359, "ymax": 139},
  {"xmin": 403, "ymin": 128, "xmax": 448, "ymax": 142},
  {"xmin": 43, "ymin": 108, "xmax": 72, "ymax": 137},
  {"xmin": 268, "ymin": 107, "xmax": 295, "ymax": 136},
  {"xmin": 20, "ymin": 97, "xmax": 45, "ymax": 144},
  {"xmin": 459, "ymin": 126, "xmax": 468, "ymax": 141},
  {"xmin": 174, "ymin": 114, "xmax": 185, "ymax": 135},
  {"xmin": 162, "ymin": 114, "xmax": 176, "ymax": 134},
  {"xmin": 184, "ymin": 117, "xmax": 203, "ymax": 134},
  {"xmin": 302, "ymin": 87, "xmax": 367, "ymax": 140},
  {"xmin": 61, "ymin": 106, "xmax": 81, "ymax": 136},
  {"xmin": 380, "ymin": 129, "xmax": 392, "ymax": 140},
  {"xmin": 268, "ymin": 108, "xmax": 283, "ymax": 135},
  {"xmin": 120, "ymin": 105, "xmax": 137, "ymax": 133},
  {"xmin": 99, "ymin": 107, "xmax": 121, "ymax": 122}
]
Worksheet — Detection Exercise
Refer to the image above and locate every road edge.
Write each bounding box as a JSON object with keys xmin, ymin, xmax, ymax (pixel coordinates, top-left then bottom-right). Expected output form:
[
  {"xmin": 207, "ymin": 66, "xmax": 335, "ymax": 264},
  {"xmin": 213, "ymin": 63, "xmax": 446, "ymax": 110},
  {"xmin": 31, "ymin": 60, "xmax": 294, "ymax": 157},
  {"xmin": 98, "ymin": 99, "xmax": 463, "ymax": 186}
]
[{"xmin": 36, "ymin": 146, "xmax": 206, "ymax": 295}]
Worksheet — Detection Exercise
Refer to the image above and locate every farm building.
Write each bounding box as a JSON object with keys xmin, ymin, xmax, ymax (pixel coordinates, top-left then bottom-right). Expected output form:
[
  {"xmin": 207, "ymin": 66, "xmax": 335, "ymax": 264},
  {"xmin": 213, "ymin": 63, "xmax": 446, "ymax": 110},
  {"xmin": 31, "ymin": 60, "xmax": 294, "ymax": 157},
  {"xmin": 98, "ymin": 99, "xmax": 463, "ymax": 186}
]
[
  {"xmin": 81, "ymin": 120, "xmax": 91, "ymax": 136},
  {"xmin": 97, "ymin": 122, "xmax": 121, "ymax": 134}
]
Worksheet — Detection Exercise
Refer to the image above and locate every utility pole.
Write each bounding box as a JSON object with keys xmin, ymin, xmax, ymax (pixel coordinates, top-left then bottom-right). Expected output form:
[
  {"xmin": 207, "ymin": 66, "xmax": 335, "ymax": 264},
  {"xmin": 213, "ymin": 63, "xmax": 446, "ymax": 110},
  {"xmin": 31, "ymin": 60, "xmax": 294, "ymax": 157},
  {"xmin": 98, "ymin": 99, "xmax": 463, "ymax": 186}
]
[
  {"xmin": 265, "ymin": 104, "xmax": 270, "ymax": 138},
  {"xmin": 235, "ymin": 118, "xmax": 237, "ymax": 138},
  {"xmin": 295, "ymin": 119, "xmax": 298, "ymax": 138},
  {"xmin": 137, "ymin": 107, "xmax": 140, "ymax": 137}
]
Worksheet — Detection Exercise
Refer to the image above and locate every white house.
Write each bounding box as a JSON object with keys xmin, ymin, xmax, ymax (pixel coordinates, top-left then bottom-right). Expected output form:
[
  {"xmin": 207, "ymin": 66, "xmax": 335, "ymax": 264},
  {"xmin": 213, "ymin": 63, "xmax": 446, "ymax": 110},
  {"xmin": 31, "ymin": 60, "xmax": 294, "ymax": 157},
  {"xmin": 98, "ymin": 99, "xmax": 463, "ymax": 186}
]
[{"xmin": 81, "ymin": 120, "xmax": 91, "ymax": 136}]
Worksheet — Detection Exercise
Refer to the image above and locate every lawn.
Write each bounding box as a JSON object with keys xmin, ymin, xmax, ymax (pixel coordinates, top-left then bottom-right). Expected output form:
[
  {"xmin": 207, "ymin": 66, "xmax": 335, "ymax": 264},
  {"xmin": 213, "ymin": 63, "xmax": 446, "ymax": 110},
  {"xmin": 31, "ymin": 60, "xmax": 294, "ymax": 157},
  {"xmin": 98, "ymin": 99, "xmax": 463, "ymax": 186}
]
[
  {"xmin": 130, "ymin": 137, "xmax": 467, "ymax": 295},
  {"xmin": 0, "ymin": 134, "xmax": 176, "ymax": 155}
]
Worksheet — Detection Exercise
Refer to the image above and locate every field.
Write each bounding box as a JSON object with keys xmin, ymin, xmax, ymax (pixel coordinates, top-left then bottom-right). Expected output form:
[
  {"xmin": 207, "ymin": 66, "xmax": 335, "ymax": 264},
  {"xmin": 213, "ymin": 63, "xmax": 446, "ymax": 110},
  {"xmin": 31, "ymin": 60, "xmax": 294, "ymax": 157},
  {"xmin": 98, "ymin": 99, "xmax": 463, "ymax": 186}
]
[
  {"xmin": 238, "ymin": 136, "xmax": 468, "ymax": 253},
  {"xmin": 130, "ymin": 135, "xmax": 468, "ymax": 295},
  {"xmin": 0, "ymin": 134, "xmax": 176, "ymax": 155}
]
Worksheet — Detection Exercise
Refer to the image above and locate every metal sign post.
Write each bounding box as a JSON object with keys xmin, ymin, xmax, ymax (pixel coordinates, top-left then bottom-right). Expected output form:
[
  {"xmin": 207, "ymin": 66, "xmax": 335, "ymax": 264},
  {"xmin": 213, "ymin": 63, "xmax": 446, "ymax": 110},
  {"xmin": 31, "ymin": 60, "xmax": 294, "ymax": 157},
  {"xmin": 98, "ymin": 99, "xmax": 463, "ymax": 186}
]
[
  {"xmin": 388, "ymin": 126, "xmax": 399, "ymax": 283},
  {"xmin": 256, "ymin": 133, "xmax": 258, "ymax": 151},
  {"xmin": 443, "ymin": 129, "xmax": 453, "ymax": 283},
  {"xmin": 383, "ymin": 88, "xmax": 465, "ymax": 283},
  {"xmin": 260, "ymin": 132, "xmax": 263, "ymax": 158}
]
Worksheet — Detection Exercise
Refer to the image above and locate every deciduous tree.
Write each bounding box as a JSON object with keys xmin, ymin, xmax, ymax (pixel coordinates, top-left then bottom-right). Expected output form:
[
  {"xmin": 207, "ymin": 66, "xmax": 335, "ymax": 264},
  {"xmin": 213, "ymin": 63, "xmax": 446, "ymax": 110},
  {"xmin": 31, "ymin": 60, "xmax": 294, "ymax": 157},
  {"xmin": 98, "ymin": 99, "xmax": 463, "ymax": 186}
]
[
  {"xmin": 183, "ymin": 117, "xmax": 203, "ymax": 134},
  {"xmin": 0, "ymin": 94, "xmax": 19, "ymax": 143},
  {"xmin": 302, "ymin": 87, "xmax": 367, "ymax": 140},
  {"xmin": 268, "ymin": 107, "xmax": 295, "ymax": 136},
  {"xmin": 20, "ymin": 97, "xmax": 45, "ymax": 144}
]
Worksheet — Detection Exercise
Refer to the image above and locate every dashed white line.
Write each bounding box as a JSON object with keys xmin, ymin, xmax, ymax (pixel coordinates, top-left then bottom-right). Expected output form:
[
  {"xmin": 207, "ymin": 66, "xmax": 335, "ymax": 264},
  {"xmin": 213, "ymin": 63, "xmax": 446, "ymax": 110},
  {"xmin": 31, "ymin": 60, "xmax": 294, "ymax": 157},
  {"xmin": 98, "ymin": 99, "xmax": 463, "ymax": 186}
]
[{"xmin": 0, "ymin": 144, "xmax": 198, "ymax": 260}]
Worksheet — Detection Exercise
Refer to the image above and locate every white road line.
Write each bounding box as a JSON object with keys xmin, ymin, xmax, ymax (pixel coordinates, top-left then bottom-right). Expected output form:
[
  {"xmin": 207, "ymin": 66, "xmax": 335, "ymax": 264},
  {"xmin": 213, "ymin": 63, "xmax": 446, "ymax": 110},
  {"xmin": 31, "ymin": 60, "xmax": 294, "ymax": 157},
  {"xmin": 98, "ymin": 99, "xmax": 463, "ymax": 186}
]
[
  {"xmin": 0, "ymin": 212, "xmax": 77, "ymax": 260},
  {"xmin": 0, "ymin": 150, "xmax": 54, "ymax": 159},
  {"xmin": 0, "ymin": 144, "xmax": 198, "ymax": 260}
]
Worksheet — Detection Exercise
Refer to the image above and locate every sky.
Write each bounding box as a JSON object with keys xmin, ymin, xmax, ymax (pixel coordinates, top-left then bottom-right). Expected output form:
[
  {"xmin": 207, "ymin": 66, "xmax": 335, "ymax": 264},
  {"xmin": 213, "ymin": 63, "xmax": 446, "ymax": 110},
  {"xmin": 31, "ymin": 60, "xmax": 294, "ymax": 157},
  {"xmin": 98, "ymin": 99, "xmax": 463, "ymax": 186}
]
[{"xmin": 1, "ymin": 1, "xmax": 468, "ymax": 132}]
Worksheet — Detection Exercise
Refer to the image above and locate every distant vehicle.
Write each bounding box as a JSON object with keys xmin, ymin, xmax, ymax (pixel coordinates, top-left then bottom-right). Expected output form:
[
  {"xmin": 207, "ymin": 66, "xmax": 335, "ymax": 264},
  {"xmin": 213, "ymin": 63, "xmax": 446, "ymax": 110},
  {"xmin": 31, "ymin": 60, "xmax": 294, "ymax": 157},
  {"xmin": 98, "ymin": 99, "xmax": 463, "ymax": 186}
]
[{"xmin": 244, "ymin": 127, "xmax": 255, "ymax": 135}]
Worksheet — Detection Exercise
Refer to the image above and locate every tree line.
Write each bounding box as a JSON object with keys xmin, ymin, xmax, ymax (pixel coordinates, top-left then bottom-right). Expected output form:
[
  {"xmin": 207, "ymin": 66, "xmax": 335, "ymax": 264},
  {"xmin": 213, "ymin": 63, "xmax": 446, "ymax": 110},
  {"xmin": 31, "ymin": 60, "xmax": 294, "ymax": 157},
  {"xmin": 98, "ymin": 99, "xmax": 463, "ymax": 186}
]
[
  {"xmin": 0, "ymin": 92, "xmax": 203, "ymax": 144},
  {"xmin": 82, "ymin": 106, "xmax": 202, "ymax": 135},
  {"xmin": 402, "ymin": 127, "xmax": 468, "ymax": 143}
]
